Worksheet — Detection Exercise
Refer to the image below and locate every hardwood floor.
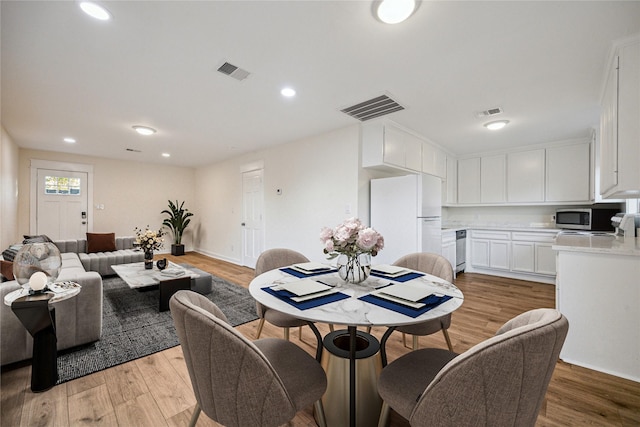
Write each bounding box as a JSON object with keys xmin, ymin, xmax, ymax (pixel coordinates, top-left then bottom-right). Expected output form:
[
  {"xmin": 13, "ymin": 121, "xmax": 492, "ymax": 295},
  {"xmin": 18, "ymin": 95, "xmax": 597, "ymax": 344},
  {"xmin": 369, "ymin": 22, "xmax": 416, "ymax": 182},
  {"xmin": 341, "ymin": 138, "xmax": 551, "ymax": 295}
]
[{"xmin": 2, "ymin": 252, "xmax": 639, "ymax": 426}]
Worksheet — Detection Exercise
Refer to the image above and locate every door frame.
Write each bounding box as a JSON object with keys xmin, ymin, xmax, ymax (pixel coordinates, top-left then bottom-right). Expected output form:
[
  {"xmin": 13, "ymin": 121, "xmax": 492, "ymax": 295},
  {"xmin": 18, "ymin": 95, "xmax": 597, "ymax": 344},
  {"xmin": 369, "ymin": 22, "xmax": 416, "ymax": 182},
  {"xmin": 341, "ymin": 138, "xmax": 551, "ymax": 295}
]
[{"xmin": 29, "ymin": 159, "xmax": 94, "ymax": 235}]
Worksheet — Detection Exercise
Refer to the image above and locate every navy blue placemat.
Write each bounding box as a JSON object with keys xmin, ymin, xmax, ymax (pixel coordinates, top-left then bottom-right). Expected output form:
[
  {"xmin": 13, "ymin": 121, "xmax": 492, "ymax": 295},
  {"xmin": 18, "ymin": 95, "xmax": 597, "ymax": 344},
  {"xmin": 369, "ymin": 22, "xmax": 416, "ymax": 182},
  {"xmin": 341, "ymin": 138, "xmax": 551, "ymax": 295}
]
[
  {"xmin": 262, "ymin": 286, "xmax": 350, "ymax": 310},
  {"xmin": 359, "ymin": 293, "xmax": 453, "ymax": 318},
  {"xmin": 280, "ymin": 267, "xmax": 336, "ymax": 278},
  {"xmin": 370, "ymin": 271, "xmax": 425, "ymax": 282}
]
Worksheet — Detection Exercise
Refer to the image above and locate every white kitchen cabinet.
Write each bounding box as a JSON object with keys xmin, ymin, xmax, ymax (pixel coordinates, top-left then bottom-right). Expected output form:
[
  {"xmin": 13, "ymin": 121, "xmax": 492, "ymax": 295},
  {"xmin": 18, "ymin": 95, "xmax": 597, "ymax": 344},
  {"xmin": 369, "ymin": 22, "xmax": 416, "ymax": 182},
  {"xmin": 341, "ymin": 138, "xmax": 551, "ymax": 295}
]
[
  {"xmin": 511, "ymin": 241, "xmax": 535, "ymax": 273},
  {"xmin": 600, "ymin": 35, "xmax": 640, "ymax": 199},
  {"xmin": 444, "ymin": 156, "xmax": 457, "ymax": 205},
  {"xmin": 507, "ymin": 149, "xmax": 545, "ymax": 202},
  {"xmin": 362, "ymin": 120, "xmax": 423, "ymax": 173},
  {"xmin": 422, "ymin": 142, "xmax": 447, "ymax": 179},
  {"xmin": 442, "ymin": 230, "xmax": 456, "ymax": 272},
  {"xmin": 481, "ymin": 154, "xmax": 507, "ymax": 203},
  {"xmin": 511, "ymin": 232, "xmax": 557, "ymax": 276},
  {"xmin": 546, "ymin": 142, "xmax": 591, "ymax": 202},
  {"xmin": 470, "ymin": 230, "xmax": 511, "ymax": 271},
  {"xmin": 535, "ymin": 243, "xmax": 556, "ymax": 275},
  {"xmin": 468, "ymin": 229, "xmax": 557, "ymax": 283},
  {"xmin": 457, "ymin": 157, "xmax": 481, "ymax": 204}
]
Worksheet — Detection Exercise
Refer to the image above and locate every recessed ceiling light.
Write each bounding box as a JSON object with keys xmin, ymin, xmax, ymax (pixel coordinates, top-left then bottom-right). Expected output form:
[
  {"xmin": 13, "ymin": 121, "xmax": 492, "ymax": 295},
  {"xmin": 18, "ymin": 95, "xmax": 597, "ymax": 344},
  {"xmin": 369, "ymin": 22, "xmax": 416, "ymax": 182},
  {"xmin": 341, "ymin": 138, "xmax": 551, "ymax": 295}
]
[
  {"xmin": 377, "ymin": 0, "xmax": 416, "ymax": 24},
  {"xmin": 79, "ymin": 2, "xmax": 112, "ymax": 21},
  {"xmin": 484, "ymin": 120, "xmax": 510, "ymax": 130},
  {"xmin": 132, "ymin": 125, "xmax": 156, "ymax": 136},
  {"xmin": 281, "ymin": 87, "xmax": 296, "ymax": 97},
  {"xmin": 161, "ymin": 153, "xmax": 170, "ymax": 158},
  {"xmin": 63, "ymin": 137, "xmax": 76, "ymax": 143}
]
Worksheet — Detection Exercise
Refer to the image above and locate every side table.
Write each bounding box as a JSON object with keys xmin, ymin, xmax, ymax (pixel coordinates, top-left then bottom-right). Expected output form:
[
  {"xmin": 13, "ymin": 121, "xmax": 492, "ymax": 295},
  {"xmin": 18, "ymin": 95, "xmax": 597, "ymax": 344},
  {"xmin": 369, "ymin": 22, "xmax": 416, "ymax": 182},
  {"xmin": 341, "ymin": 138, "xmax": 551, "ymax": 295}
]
[
  {"xmin": 12, "ymin": 293, "xmax": 57, "ymax": 392},
  {"xmin": 5, "ymin": 283, "xmax": 81, "ymax": 392}
]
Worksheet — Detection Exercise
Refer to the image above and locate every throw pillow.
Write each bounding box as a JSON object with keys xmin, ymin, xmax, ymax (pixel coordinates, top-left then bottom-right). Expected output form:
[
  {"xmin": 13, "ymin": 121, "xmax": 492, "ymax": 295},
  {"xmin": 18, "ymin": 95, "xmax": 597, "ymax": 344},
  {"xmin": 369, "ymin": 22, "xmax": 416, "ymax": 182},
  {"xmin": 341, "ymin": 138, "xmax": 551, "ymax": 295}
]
[
  {"xmin": 86, "ymin": 232, "xmax": 116, "ymax": 253},
  {"xmin": 1, "ymin": 245, "xmax": 22, "ymax": 262},
  {"xmin": 23, "ymin": 234, "xmax": 54, "ymax": 244},
  {"xmin": 0, "ymin": 260, "xmax": 14, "ymax": 282}
]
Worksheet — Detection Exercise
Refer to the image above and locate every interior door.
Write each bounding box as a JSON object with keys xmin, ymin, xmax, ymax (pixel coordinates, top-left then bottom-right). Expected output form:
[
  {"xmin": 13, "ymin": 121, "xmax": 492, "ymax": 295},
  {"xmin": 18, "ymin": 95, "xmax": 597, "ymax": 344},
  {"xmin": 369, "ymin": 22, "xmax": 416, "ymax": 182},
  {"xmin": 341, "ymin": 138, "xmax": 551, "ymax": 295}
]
[
  {"xmin": 241, "ymin": 169, "xmax": 264, "ymax": 268},
  {"xmin": 36, "ymin": 169, "xmax": 88, "ymax": 240}
]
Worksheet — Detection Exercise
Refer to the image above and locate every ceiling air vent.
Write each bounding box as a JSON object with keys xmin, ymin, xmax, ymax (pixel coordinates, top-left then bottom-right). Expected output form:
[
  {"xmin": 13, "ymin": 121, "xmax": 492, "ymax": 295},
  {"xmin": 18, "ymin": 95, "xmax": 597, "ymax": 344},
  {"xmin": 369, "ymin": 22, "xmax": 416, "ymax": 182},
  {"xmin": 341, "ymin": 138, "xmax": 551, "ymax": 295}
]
[
  {"xmin": 340, "ymin": 94, "xmax": 405, "ymax": 121},
  {"xmin": 126, "ymin": 148, "xmax": 141, "ymax": 153},
  {"xmin": 475, "ymin": 107, "xmax": 503, "ymax": 118},
  {"xmin": 217, "ymin": 61, "xmax": 250, "ymax": 81}
]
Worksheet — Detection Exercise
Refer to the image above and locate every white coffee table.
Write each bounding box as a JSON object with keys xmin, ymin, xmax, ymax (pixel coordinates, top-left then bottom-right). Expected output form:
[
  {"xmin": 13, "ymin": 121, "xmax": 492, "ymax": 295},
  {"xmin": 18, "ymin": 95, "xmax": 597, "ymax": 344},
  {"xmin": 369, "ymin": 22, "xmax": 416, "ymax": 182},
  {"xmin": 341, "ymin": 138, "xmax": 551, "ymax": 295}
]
[{"xmin": 111, "ymin": 261, "xmax": 197, "ymax": 311}]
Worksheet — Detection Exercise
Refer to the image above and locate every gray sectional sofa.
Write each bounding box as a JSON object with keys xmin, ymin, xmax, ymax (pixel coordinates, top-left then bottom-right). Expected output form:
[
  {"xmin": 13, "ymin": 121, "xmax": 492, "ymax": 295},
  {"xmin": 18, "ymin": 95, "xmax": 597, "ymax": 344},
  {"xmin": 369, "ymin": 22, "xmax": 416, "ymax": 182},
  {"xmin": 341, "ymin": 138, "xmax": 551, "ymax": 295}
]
[{"xmin": 1, "ymin": 236, "xmax": 143, "ymax": 366}]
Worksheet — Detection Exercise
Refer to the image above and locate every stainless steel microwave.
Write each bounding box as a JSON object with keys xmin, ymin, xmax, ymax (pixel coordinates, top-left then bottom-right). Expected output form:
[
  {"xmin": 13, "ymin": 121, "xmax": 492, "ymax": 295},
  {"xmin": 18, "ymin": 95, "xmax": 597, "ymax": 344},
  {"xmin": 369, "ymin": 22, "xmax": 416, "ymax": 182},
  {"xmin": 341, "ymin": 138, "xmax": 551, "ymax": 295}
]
[{"xmin": 555, "ymin": 208, "xmax": 620, "ymax": 231}]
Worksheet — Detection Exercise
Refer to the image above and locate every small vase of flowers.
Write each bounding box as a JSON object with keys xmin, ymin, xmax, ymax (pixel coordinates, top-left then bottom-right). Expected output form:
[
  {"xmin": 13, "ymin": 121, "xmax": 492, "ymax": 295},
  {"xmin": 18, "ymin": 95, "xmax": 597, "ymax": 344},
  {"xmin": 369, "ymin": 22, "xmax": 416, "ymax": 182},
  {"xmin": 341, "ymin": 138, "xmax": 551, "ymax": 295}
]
[
  {"xmin": 320, "ymin": 217, "xmax": 384, "ymax": 284},
  {"xmin": 135, "ymin": 226, "xmax": 164, "ymax": 269}
]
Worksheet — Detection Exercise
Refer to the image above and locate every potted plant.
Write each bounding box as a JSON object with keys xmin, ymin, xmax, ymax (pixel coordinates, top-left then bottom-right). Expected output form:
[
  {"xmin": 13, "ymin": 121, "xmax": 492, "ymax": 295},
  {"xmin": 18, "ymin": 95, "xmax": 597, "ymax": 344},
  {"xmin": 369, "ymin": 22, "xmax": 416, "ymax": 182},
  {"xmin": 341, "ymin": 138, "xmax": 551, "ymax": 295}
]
[{"xmin": 161, "ymin": 200, "xmax": 194, "ymax": 256}]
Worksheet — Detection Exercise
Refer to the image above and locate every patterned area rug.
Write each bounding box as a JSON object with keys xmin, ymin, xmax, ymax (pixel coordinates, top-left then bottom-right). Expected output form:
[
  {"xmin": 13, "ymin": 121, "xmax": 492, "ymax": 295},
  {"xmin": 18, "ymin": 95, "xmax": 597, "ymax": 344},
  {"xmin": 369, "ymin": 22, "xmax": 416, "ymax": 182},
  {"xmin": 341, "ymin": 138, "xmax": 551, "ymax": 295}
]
[{"xmin": 56, "ymin": 272, "xmax": 258, "ymax": 383}]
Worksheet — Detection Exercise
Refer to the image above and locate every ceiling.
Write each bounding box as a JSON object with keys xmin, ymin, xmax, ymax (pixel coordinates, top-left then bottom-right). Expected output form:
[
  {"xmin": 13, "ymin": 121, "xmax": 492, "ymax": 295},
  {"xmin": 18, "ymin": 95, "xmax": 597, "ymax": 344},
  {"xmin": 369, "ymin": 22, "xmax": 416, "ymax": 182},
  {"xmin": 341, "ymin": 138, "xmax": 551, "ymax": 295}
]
[{"xmin": 3, "ymin": 1, "xmax": 640, "ymax": 168}]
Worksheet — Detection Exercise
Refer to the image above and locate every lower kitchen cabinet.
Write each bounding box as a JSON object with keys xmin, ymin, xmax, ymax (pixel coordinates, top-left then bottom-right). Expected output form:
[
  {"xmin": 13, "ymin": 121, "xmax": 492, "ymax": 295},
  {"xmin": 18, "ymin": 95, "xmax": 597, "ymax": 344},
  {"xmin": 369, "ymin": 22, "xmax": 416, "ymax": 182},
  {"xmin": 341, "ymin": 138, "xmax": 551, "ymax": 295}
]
[
  {"xmin": 468, "ymin": 229, "xmax": 557, "ymax": 284},
  {"xmin": 442, "ymin": 230, "xmax": 456, "ymax": 273},
  {"xmin": 470, "ymin": 230, "xmax": 510, "ymax": 271}
]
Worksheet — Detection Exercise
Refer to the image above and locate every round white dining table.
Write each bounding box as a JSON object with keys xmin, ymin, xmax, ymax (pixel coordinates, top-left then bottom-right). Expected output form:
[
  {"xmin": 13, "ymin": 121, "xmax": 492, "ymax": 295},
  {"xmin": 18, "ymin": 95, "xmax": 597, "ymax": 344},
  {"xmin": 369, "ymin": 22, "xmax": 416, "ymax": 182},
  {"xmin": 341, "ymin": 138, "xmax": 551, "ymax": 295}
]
[{"xmin": 249, "ymin": 264, "xmax": 464, "ymax": 427}]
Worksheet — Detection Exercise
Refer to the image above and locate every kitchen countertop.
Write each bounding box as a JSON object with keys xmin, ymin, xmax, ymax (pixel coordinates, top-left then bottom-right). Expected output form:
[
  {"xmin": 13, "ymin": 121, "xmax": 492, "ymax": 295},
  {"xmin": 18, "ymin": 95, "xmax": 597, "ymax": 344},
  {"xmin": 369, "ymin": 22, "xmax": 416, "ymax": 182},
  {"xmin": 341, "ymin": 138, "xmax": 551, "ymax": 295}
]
[
  {"xmin": 552, "ymin": 234, "xmax": 640, "ymax": 256},
  {"xmin": 442, "ymin": 224, "xmax": 560, "ymax": 233}
]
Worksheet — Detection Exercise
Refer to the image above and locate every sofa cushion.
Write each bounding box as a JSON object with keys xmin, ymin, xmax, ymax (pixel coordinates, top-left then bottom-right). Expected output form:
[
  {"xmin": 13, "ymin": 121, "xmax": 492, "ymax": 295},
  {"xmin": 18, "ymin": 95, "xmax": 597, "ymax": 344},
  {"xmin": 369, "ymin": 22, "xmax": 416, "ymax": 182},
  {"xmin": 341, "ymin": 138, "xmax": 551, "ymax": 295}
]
[
  {"xmin": 0, "ymin": 261, "xmax": 14, "ymax": 281},
  {"xmin": 86, "ymin": 233, "xmax": 116, "ymax": 253}
]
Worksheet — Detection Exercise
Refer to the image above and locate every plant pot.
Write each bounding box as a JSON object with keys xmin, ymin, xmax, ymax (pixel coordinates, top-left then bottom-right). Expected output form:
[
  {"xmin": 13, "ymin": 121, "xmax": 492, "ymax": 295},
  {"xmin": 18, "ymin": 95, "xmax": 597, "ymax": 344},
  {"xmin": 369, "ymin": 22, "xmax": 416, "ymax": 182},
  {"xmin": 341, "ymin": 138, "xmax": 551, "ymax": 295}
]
[{"xmin": 171, "ymin": 244, "xmax": 185, "ymax": 256}]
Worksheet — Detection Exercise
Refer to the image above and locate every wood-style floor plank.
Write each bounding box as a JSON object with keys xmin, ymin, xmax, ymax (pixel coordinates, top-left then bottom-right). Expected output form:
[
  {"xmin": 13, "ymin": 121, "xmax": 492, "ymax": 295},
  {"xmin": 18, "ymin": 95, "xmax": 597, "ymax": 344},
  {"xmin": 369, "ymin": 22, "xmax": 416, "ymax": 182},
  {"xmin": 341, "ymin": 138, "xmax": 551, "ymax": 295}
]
[{"xmin": 2, "ymin": 251, "xmax": 639, "ymax": 426}]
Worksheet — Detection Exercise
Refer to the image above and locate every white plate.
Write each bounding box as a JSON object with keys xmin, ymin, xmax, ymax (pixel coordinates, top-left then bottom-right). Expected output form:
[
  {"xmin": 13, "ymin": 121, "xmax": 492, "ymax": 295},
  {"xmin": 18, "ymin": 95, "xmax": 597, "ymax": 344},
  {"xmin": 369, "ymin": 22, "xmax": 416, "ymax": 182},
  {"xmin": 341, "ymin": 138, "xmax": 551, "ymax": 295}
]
[
  {"xmin": 292, "ymin": 262, "xmax": 332, "ymax": 272},
  {"xmin": 371, "ymin": 264, "xmax": 408, "ymax": 277},
  {"xmin": 291, "ymin": 288, "xmax": 339, "ymax": 302},
  {"xmin": 378, "ymin": 283, "xmax": 433, "ymax": 302},
  {"xmin": 371, "ymin": 290, "xmax": 426, "ymax": 308},
  {"xmin": 278, "ymin": 279, "xmax": 333, "ymax": 296}
]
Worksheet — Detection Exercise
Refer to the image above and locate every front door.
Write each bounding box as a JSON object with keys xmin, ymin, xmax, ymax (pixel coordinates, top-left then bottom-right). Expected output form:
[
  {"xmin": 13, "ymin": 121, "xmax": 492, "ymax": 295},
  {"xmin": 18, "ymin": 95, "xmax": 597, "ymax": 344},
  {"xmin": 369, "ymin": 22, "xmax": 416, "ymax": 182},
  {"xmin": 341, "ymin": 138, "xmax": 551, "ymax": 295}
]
[
  {"xmin": 36, "ymin": 169, "xmax": 89, "ymax": 240},
  {"xmin": 241, "ymin": 169, "xmax": 264, "ymax": 268}
]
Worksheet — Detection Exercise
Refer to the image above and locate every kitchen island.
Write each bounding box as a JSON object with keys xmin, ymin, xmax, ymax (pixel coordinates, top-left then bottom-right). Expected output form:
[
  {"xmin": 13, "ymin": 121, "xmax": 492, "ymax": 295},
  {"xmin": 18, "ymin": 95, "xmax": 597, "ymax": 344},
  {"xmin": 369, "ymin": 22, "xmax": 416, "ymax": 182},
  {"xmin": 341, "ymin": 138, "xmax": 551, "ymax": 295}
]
[{"xmin": 553, "ymin": 234, "xmax": 640, "ymax": 382}]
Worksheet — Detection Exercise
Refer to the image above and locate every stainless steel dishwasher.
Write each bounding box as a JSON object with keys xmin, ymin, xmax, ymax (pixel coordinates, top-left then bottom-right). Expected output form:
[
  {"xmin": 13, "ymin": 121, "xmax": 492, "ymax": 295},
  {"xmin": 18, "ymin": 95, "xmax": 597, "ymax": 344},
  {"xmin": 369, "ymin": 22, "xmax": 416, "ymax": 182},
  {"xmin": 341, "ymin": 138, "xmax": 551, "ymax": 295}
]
[{"xmin": 455, "ymin": 230, "xmax": 466, "ymax": 273}]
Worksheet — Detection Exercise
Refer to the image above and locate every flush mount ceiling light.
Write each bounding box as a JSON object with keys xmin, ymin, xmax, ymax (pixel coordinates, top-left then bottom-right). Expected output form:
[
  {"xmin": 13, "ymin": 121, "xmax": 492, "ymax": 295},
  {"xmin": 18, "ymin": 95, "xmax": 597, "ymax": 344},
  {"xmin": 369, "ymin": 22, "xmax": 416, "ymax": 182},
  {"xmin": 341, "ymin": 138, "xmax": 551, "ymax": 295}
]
[
  {"xmin": 79, "ymin": 1, "xmax": 112, "ymax": 21},
  {"xmin": 132, "ymin": 125, "xmax": 156, "ymax": 136},
  {"xmin": 161, "ymin": 153, "xmax": 171, "ymax": 158},
  {"xmin": 376, "ymin": 0, "xmax": 416, "ymax": 24},
  {"xmin": 63, "ymin": 137, "xmax": 76, "ymax": 143},
  {"xmin": 484, "ymin": 120, "xmax": 510, "ymax": 130},
  {"xmin": 281, "ymin": 87, "xmax": 296, "ymax": 97}
]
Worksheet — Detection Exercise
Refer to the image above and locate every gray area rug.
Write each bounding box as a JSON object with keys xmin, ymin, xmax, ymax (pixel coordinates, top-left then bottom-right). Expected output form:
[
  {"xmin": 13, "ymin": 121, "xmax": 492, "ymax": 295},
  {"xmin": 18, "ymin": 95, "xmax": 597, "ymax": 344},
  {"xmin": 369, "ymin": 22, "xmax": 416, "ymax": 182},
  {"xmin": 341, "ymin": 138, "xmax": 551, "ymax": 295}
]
[{"xmin": 56, "ymin": 272, "xmax": 258, "ymax": 384}]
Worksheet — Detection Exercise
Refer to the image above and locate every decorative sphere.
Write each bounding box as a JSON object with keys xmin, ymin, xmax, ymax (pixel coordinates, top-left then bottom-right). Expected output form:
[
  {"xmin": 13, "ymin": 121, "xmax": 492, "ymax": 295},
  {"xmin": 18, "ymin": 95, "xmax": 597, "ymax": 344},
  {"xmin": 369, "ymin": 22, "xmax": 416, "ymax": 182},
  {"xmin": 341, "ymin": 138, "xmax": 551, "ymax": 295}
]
[{"xmin": 13, "ymin": 242, "xmax": 62, "ymax": 286}]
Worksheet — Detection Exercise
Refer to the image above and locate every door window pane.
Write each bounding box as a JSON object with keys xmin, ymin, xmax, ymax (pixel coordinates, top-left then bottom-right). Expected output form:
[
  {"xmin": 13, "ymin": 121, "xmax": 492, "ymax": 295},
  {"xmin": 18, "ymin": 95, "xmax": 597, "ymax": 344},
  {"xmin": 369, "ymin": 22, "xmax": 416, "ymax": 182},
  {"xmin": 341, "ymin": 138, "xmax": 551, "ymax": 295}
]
[{"xmin": 44, "ymin": 176, "xmax": 81, "ymax": 195}]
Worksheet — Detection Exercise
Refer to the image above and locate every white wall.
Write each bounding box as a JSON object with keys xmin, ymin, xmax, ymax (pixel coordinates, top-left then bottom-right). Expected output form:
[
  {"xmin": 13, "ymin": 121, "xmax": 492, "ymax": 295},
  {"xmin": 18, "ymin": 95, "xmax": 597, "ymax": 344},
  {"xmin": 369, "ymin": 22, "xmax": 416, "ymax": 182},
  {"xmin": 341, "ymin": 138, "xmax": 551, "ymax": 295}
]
[
  {"xmin": 17, "ymin": 149, "xmax": 196, "ymax": 252},
  {"xmin": 195, "ymin": 125, "xmax": 363, "ymax": 264},
  {"xmin": 1, "ymin": 126, "xmax": 20, "ymax": 249}
]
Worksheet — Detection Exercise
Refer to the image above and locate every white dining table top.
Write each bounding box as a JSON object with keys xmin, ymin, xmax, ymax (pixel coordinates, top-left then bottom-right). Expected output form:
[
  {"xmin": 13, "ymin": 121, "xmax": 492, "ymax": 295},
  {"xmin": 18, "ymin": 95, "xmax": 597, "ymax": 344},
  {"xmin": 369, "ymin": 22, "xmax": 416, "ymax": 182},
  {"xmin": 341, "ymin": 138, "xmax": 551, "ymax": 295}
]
[{"xmin": 249, "ymin": 265, "xmax": 464, "ymax": 328}]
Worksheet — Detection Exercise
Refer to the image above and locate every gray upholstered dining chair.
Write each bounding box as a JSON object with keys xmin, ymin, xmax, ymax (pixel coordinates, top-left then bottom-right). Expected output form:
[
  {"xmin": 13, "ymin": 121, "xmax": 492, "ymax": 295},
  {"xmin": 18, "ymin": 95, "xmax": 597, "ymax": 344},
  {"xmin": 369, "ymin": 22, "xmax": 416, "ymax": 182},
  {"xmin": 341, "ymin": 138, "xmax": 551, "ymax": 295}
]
[
  {"xmin": 254, "ymin": 248, "xmax": 312, "ymax": 340},
  {"xmin": 391, "ymin": 252, "xmax": 455, "ymax": 351},
  {"xmin": 170, "ymin": 290, "xmax": 328, "ymax": 427},
  {"xmin": 377, "ymin": 308, "xmax": 569, "ymax": 427}
]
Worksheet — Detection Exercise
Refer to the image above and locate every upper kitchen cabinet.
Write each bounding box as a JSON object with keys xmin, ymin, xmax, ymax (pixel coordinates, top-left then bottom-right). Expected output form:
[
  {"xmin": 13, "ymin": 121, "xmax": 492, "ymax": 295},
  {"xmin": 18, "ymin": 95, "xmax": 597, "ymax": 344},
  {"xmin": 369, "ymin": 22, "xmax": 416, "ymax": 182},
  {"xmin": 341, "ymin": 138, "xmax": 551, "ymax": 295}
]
[
  {"xmin": 422, "ymin": 141, "xmax": 447, "ymax": 179},
  {"xmin": 457, "ymin": 157, "xmax": 481, "ymax": 204},
  {"xmin": 507, "ymin": 149, "xmax": 545, "ymax": 202},
  {"xmin": 600, "ymin": 34, "xmax": 640, "ymax": 199},
  {"xmin": 362, "ymin": 120, "xmax": 422, "ymax": 173},
  {"xmin": 481, "ymin": 154, "xmax": 507, "ymax": 203},
  {"xmin": 546, "ymin": 142, "xmax": 591, "ymax": 202},
  {"xmin": 444, "ymin": 156, "xmax": 458, "ymax": 205}
]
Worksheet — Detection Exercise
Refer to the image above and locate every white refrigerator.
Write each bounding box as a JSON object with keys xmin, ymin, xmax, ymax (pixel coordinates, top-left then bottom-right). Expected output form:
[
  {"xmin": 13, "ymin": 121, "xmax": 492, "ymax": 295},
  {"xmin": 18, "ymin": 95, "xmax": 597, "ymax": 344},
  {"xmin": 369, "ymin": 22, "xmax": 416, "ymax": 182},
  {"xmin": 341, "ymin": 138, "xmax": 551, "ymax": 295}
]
[{"xmin": 370, "ymin": 174, "xmax": 442, "ymax": 265}]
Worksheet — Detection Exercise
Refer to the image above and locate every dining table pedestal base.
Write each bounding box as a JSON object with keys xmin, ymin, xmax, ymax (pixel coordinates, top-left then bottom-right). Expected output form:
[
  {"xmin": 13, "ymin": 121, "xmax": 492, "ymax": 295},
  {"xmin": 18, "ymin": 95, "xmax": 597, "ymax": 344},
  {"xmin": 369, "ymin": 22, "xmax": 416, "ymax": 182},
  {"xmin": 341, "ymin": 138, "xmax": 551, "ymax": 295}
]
[{"xmin": 320, "ymin": 329, "xmax": 383, "ymax": 427}]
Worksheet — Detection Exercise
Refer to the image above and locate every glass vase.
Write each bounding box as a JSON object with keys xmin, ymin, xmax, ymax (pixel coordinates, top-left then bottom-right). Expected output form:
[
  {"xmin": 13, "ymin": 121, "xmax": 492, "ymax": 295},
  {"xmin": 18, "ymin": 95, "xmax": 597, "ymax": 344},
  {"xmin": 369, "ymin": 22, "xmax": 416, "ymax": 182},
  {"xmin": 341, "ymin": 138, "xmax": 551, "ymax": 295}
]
[
  {"xmin": 144, "ymin": 250, "xmax": 154, "ymax": 270},
  {"xmin": 337, "ymin": 253, "xmax": 371, "ymax": 284},
  {"xmin": 13, "ymin": 242, "xmax": 62, "ymax": 287}
]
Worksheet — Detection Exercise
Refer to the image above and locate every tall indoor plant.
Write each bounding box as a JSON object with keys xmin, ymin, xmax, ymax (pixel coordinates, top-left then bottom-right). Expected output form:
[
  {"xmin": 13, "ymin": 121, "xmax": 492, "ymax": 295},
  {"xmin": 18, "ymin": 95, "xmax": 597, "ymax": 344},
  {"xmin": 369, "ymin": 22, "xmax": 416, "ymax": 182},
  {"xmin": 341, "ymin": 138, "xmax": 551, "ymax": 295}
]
[{"xmin": 161, "ymin": 200, "xmax": 194, "ymax": 256}]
